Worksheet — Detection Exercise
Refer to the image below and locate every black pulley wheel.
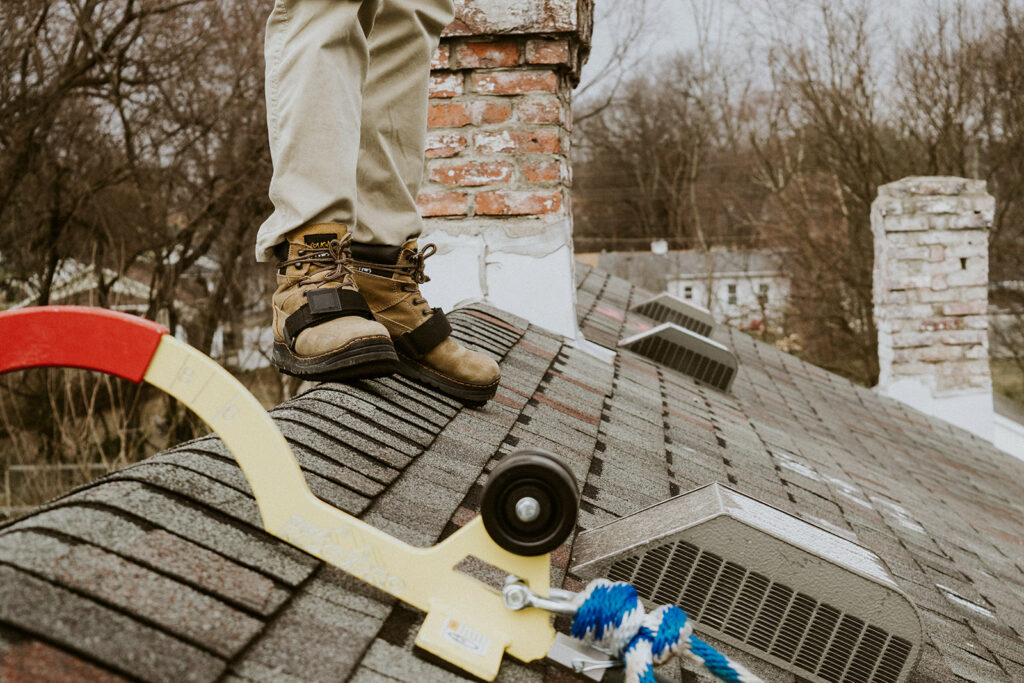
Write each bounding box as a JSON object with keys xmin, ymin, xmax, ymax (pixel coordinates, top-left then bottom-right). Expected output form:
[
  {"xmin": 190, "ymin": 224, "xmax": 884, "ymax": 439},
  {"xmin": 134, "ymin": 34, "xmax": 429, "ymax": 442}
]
[{"xmin": 481, "ymin": 448, "xmax": 580, "ymax": 556}]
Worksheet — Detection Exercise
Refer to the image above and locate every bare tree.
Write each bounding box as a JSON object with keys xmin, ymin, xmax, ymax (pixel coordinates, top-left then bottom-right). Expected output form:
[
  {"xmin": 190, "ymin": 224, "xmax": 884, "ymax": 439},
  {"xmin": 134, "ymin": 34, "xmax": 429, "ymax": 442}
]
[
  {"xmin": 0, "ymin": 0, "xmax": 275, "ymax": 510},
  {"xmin": 573, "ymin": 52, "xmax": 762, "ymax": 252},
  {"xmin": 574, "ymin": 0, "xmax": 1024, "ymax": 388},
  {"xmin": 574, "ymin": 0, "xmax": 660, "ymax": 123}
]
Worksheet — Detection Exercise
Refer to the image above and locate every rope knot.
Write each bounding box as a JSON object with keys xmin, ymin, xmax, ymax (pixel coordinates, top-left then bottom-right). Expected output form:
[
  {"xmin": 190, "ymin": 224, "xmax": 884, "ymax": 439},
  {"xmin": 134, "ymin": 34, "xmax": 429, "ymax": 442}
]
[
  {"xmin": 570, "ymin": 579, "xmax": 646, "ymax": 657},
  {"xmin": 569, "ymin": 580, "xmax": 761, "ymax": 683}
]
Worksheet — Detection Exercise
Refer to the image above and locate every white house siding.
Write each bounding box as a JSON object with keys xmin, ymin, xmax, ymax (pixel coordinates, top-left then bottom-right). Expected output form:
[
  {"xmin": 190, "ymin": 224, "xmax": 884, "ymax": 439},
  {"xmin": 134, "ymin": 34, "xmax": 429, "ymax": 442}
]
[{"xmin": 668, "ymin": 270, "xmax": 790, "ymax": 331}]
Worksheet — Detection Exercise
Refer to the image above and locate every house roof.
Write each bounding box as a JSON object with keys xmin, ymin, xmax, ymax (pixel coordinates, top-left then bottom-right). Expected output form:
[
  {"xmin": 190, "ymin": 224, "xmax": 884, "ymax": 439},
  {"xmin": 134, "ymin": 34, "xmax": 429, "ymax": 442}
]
[
  {"xmin": 666, "ymin": 248, "xmax": 784, "ymax": 277},
  {"xmin": 577, "ymin": 249, "xmax": 785, "ymax": 295},
  {"xmin": 1, "ymin": 264, "xmax": 1024, "ymax": 682}
]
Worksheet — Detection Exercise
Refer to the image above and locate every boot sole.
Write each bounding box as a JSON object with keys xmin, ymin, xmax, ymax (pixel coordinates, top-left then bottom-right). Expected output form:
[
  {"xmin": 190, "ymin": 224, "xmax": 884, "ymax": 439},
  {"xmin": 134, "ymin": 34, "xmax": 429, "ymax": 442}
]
[
  {"xmin": 273, "ymin": 335, "xmax": 399, "ymax": 382},
  {"xmin": 396, "ymin": 353, "xmax": 499, "ymax": 406}
]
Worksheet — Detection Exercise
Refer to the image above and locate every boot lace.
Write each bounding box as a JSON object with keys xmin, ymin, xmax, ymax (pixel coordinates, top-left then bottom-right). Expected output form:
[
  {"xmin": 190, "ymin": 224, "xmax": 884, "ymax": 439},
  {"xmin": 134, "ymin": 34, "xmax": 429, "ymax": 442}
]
[
  {"xmin": 279, "ymin": 233, "xmax": 357, "ymax": 289},
  {"xmin": 354, "ymin": 243, "xmax": 438, "ymax": 316}
]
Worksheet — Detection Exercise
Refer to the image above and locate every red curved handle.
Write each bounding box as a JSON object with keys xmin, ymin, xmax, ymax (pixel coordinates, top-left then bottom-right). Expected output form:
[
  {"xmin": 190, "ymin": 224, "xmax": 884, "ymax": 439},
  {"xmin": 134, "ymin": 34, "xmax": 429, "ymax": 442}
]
[{"xmin": 0, "ymin": 306, "xmax": 169, "ymax": 382}]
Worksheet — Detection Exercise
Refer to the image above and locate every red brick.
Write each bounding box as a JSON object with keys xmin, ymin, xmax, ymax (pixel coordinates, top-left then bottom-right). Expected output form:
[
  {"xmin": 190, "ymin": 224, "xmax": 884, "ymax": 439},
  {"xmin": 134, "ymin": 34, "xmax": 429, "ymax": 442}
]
[
  {"xmin": 522, "ymin": 159, "xmax": 562, "ymax": 183},
  {"xmin": 474, "ymin": 129, "xmax": 559, "ymax": 154},
  {"xmin": 429, "ymin": 72, "xmax": 463, "ymax": 98},
  {"xmin": 475, "ymin": 190, "xmax": 563, "ymax": 216},
  {"xmin": 456, "ymin": 41, "xmax": 520, "ymax": 68},
  {"xmin": 942, "ymin": 301, "xmax": 987, "ymax": 316},
  {"xmin": 517, "ymin": 98, "xmax": 562, "ymax": 124},
  {"xmin": 429, "ymin": 160, "xmax": 513, "ymax": 187},
  {"xmin": 473, "ymin": 69, "xmax": 558, "ymax": 95},
  {"xmin": 525, "ymin": 39, "xmax": 570, "ymax": 64},
  {"xmin": 919, "ymin": 318, "xmax": 962, "ymax": 332},
  {"xmin": 941, "ymin": 330, "xmax": 986, "ymax": 345},
  {"xmin": 470, "ymin": 100, "xmax": 512, "ymax": 124},
  {"xmin": 425, "ymin": 132, "xmax": 467, "ymax": 158},
  {"xmin": 418, "ymin": 191, "xmax": 469, "ymax": 216},
  {"xmin": 920, "ymin": 345, "xmax": 963, "ymax": 362},
  {"xmin": 428, "ymin": 102, "xmax": 471, "ymax": 128},
  {"xmin": 430, "ymin": 44, "xmax": 450, "ymax": 70}
]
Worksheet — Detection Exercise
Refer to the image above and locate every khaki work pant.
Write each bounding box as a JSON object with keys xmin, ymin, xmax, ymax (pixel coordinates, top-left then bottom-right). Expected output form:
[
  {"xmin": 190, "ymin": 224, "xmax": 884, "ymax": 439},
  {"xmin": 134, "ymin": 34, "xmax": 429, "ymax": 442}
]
[{"xmin": 256, "ymin": 0, "xmax": 454, "ymax": 262}]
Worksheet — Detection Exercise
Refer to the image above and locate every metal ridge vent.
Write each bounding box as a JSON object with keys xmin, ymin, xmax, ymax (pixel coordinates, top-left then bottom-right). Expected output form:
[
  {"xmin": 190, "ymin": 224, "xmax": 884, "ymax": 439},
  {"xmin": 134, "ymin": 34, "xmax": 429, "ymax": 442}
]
[
  {"xmin": 631, "ymin": 292, "xmax": 716, "ymax": 337},
  {"xmin": 571, "ymin": 483, "xmax": 922, "ymax": 683},
  {"xmin": 619, "ymin": 323, "xmax": 737, "ymax": 391}
]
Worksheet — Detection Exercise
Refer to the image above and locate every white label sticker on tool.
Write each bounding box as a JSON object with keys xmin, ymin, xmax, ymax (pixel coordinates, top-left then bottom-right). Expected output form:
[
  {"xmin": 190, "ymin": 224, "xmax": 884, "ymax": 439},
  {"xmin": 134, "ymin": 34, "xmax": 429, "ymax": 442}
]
[{"xmin": 440, "ymin": 619, "xmax": 491, "ymax": 657}]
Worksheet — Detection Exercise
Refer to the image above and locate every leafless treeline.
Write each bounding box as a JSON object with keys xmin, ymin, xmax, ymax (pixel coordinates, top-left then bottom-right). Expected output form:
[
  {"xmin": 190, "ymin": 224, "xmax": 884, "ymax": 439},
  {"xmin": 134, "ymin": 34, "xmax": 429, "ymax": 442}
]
[
  {"xmin": 574, "ymin": 0, "xmax": 1024, "ymax": 385},
  {"xmin": 0, "ymin": 0, "xmax": 276, "ymax": 491},
  {"xmin": 1, "ymin": 0, "xmax": 272, "ymax": 343}
]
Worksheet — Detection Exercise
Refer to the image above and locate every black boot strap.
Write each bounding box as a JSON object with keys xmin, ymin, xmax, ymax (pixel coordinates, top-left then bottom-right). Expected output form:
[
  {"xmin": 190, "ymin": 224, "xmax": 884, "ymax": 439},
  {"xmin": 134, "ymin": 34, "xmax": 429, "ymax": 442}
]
[
  {"xmin": 283, "ymin": 288, "xmax": 374, "ymax": 348},
  {"xmin": 394, "ymin": 308, "xmax": 451, "ymax": 359}
]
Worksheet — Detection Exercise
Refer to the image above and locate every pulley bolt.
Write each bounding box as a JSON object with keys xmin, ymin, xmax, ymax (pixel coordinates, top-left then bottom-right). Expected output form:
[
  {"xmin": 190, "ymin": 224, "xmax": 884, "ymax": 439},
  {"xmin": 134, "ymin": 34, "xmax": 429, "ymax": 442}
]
[{"xmin": 515, "ymin": 496, "xmax": 541, "ymax": 523}]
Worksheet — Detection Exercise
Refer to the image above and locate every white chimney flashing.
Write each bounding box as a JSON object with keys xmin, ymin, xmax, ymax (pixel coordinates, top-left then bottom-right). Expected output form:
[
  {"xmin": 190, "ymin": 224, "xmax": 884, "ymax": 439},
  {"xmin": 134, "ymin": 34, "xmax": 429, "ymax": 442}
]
[
  {"xmin": 879, "ymin": 378, "xmax": 994, "ymax": 441},
  {"xmin": 419, "ymin": 218, "xmax": 580, "ymax": 340},
  {"xmin": 484, "ymin": 244, "xmax": 578, "ymax": 339},
  {"xmin": 994, "ymin": 411, "xmax": 1024, "ymax": 459}
]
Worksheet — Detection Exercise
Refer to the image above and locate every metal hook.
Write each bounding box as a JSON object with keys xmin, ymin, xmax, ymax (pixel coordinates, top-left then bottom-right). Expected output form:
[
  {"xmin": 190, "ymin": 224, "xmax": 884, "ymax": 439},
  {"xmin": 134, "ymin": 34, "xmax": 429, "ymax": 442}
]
[
  {"xmin": 573, "ymin": 658, "xmax": 622, "ymax": 674},
  {"xmin": 502, "ymin": 575, "xmax": 579, "ymax": 615}
]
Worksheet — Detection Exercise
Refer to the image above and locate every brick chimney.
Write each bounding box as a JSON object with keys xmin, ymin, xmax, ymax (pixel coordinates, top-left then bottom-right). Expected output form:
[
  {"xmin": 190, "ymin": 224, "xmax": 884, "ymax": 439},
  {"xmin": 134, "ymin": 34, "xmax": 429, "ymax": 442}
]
[
  {"xmin": 417, "ymin": 0, "xmax": 593, "ymax": 339},
  {"xmin": 871, "ymin": 177, "xmax": 994, "ymax": 440}
]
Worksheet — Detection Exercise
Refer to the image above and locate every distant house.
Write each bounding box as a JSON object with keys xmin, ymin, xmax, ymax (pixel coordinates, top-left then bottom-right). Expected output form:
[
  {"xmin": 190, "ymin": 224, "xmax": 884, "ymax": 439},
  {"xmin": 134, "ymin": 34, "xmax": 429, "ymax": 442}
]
[
  {"xmin": 576, "ymin": 247, "xmax": 790, "ymax": 332},
  {"xmin": 3, "ymin": 259, "xmax": 156, "ymax": 315},
  {"xmin": 2, "ymin": 256, "xmax": 273, "ymax": 371}
]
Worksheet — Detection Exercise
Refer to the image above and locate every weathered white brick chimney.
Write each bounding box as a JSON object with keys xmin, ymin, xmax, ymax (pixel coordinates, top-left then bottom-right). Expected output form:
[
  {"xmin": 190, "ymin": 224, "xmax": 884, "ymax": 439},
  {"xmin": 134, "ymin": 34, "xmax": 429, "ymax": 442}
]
[
  {"xmin": 417, "ymin": 0, "xmax": 592, "ymax": 339},
  {"xmin": 872, "ymin": 177, "xmax": 994, "ymax": 440}
]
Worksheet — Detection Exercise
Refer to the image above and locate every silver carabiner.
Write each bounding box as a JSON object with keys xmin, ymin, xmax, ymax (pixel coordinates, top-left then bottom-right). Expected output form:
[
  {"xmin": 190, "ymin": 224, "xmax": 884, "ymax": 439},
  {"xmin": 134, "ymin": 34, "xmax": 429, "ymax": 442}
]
[
  {"xmin": 502, "ymin": 576, "xmax": 618, "ymax": 681},
  {"xmin": 501, "ymin": 575, "xmax": 579, "ymax": 615}
]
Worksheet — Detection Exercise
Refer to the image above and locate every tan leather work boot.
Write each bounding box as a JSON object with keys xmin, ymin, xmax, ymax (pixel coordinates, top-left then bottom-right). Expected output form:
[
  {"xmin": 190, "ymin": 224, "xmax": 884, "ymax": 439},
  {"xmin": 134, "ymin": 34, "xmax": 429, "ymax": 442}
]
[
  {"xmin": 349, "ymin": 240, "xmax": 500, "ymax": 404},
  {"xmin": 271, "ymin": 224, "xmax": 398, "ymax": 381}
]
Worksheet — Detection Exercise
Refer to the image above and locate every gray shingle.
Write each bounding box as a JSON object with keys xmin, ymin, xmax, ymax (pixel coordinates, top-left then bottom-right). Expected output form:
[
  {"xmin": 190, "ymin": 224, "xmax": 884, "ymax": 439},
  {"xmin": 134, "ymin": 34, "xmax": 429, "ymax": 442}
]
[
  {"xmin": 239, "ymin": 586, "xmax": 380, "ymax": 682},
  {"xmin": 0, "ymin": 280, "xmax": 1022, "ymax": 683},
  {"xmin": 359, "ymin": 639, "xmax": 469, "ymax": 682},
  {"xmin": 1, "ymin": 506, "xmax": 287, "ymax": 614},
  {"xmin": 0, "ymin": 637, "xmax": 132, "ymax": 682},
  {"xmin": 54, "ymin": 480, "xmax": 316, "ymax": 585},
  {"xmin": 0, "ymin": 531, "xmax": 261, "ymax": 658},
  {"xmin": 0, "ymin": 565, "xmax": 225, "ymax": 682}
]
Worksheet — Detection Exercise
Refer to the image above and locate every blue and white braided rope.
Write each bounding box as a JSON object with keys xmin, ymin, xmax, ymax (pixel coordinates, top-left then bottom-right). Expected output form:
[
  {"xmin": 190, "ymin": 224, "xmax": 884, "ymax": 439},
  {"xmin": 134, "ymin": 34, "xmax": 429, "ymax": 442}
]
[{"xmin": 570, "ymin": 579, "xmax": 763, "ymax": 683}]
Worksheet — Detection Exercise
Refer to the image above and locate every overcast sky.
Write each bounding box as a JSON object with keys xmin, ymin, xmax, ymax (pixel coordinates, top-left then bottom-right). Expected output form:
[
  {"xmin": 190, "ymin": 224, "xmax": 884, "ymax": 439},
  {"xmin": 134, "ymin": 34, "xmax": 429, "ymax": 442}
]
[
  {"xmin": 575, "ymin": 0, "xmax": 968, "ymax": 96},
  {"xmin": 578, "ymin": 0, "xmax": 743, "ymax": 93}
]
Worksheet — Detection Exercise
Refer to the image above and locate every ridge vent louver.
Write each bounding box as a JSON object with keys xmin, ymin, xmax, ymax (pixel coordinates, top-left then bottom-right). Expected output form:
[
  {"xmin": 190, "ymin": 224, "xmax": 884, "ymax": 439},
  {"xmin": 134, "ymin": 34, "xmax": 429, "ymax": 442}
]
[
  {"xmin": 630, "ymin": 293, "xmax": 716, "ymax": 337},
  {"xmin": 570, "ymin": 484, "xmax": 922, "ymax": 683},
  {"xmin": 619, "ymin": 323, "xmax": 737, "ymax": 392}
]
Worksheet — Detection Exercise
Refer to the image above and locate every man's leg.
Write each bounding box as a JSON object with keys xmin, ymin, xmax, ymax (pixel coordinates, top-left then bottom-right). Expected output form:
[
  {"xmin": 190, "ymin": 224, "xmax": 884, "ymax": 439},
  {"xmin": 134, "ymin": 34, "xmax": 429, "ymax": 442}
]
[
  {"xmin": 352, "ymin": 0, "xmax": 452, "ymax": 245},
  {"xmin": 351, "ymin": 0, "xmax": 502, "ymax": 405},
  {"xmin": 256, "ymin": 0, "xmax": 380, "ymax": 261},
  {"xmin": 259, "ymin": 0, "xmax": 398, "ymax": 382}
]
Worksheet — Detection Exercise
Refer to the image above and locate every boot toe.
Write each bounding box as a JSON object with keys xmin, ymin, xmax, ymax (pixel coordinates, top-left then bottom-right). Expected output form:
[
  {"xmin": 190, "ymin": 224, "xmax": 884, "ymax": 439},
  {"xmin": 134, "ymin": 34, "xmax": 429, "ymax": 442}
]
[
  {"xmin": 459, "ymin": 349, "xmax": 500, "ymax": 387},
  {"xmin": 294, "ymin": 316, "xmax": 391, "ymax": 357},
  {"xmin": 422, "ymin": 338, "xmax": 499, "ymax": 386}
]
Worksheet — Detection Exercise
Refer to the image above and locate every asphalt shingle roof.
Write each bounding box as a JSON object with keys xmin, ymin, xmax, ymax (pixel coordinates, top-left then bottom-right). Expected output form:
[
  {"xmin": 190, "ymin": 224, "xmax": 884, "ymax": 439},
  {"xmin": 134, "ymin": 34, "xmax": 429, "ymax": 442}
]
[{"xmin": 1, "ymin": 265, "xmax": 1023, "ymax": 682}]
